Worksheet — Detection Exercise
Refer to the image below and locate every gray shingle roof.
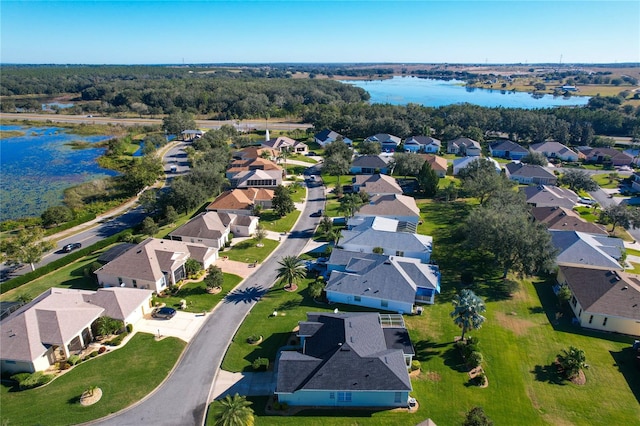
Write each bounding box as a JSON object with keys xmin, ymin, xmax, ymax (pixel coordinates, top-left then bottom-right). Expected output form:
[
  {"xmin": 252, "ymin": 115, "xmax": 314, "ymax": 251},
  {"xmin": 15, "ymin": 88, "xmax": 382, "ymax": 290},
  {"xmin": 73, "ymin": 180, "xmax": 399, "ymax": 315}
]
[
  {"xmin": 339, "ymin": 228, "xmax": 432, "ymax": 253},
  {"xmin": 505, "ymin": 162, "xmax": 556, "ymax": 179},
  {"xmin": 489, "ymin": 140, "xmax": 528, "ymax": 153},
  {"xmin": 351, "ymin": 155, "xmax": 389, "ymax": 169},
  {"xmin": 356, "ymin": 194, "xmax": 420, "ymax": 218},
  {"xmin": 522, "ymin": 185, "xmax": 578, "ymax": 208},
  {"xmin": 276, "ymin": 312, "xmax": 412, "ymax": 394},
  {"xmin": 551, "ymin": 230, "xmax": 624, "ymax": 270}
]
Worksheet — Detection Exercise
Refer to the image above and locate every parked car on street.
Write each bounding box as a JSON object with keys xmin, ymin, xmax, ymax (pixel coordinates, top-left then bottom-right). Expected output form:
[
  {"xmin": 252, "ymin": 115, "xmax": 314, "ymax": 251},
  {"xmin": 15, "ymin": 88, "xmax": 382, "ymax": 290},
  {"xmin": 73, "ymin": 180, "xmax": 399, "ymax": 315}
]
[
  {"xmin": 152, "ymin": 307, "xmax": 177, "ymax": 319},
  {"xmin": 578, "ymin": 196, "xmax": 596, "ymax": 205},
  {"xmin": 62, "ymin": 242, "xmax": 82, "ymax": 253}
]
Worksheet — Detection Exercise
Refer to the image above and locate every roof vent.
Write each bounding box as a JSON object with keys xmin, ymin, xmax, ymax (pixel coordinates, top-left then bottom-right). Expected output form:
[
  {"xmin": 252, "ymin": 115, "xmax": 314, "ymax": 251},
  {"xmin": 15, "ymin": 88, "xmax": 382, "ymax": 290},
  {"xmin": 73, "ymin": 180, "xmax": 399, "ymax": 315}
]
[
  {"xmin": 622, "ymin": 286, "xmax": 628, "ymax": 290},
  {"xmin": 136, "ymin": 249, "xmax": 142, "ymax": 254}
]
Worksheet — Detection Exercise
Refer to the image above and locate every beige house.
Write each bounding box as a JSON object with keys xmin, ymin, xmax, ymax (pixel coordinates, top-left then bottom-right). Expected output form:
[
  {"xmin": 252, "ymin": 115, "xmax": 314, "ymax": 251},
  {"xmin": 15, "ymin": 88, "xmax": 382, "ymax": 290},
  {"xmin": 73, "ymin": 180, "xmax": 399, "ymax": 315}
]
[
  {"xmin": 263, "ymin": 136, "xmax": 308, "ymax": 154},
  {"xmin": 420, "ymin": 154, "xmax": 448, "ymax": 177},
  {"xmin": 169, "ymin": 211, "xmax": 258, "ymax": 248},
  {"xmin": 225, "ymin": 157, "xmax": 282, "ymax": 180},
  {"xmin": 557, "ymin": 266, "xmax": 640, "ymax": 336},
  {"xmin": 354, "ymin": 193, "xmax": 421, "ymax": 231},
  {"xmin": 230, "ymin": 169, "xmax": 283, "ymax": 189},
  {"xmin": 206, "ymin": 188, "xmax": 274, "ymax": 214},
  {"xmin": 95, "ymin": 238, "xmax": 217, "ymax": 292},
  {"xmin": 352, "ymin": 174, "xmax": 402, "ymax": 196},
  {"xmin": 1, "ymin": 287, "xmax": 153, "ymax": 374}
]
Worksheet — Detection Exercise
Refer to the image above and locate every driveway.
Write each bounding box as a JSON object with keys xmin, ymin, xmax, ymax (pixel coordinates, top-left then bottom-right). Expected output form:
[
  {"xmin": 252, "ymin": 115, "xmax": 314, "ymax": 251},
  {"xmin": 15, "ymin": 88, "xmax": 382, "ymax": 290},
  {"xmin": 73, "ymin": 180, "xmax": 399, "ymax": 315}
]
[
  {"xmin": 211, "ymin": 371, "xmax": 276, "ymax": 399},
  {"xmin": 135, "ymin": 311, "xmax": 208, "ymax": 343}
]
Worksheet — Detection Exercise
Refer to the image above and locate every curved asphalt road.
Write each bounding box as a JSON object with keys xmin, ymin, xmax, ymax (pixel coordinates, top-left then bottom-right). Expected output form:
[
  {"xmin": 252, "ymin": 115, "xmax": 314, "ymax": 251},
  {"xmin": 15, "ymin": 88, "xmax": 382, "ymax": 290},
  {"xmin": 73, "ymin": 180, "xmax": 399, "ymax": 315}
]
[{"xmin": 89, "ymin": 166, "xmax": 325, "ymax": 426}]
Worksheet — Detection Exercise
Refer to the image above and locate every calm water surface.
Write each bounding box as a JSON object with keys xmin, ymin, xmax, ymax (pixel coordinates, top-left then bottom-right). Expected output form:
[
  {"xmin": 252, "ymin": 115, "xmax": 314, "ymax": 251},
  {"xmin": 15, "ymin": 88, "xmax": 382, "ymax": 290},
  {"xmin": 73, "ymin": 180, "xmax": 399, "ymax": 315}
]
[
  {"xmin": 342, "ymin": 76, "xmax": 590, "ymax": 109},
  {"xmin": 0, "ymin": 125, "xmax": 116, "ymax": 221}
]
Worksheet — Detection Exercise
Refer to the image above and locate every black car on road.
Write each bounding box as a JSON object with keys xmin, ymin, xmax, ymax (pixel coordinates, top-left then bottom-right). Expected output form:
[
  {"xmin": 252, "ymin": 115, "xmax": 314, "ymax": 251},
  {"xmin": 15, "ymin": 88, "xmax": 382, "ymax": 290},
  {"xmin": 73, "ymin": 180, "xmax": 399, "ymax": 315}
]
[
  {"xmin": 62, "ymin": 242, "xmax": 82, "ymax": 253},
  {"xmin": 152, "ymin": 307, "xmax": 177, "ymax": 319}
]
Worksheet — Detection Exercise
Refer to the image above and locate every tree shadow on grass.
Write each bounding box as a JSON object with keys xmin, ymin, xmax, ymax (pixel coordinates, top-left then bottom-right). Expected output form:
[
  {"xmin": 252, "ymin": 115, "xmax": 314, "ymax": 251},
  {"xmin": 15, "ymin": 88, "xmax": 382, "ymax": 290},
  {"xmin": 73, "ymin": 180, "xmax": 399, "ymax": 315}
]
[
  {"xmin": 275, "ymin": 299, "xmax": 301, "ymax": 312},
  {"xmin": 531, "ymin": 363, "xmax": 566, "ymax": 386},
  {"xmin": 414, "ymin": 340, "xmax": 449, "ymax": 363},
  {"xmin": 176, "ymin": 286, "xmax": 207, "ymax": 297},
  {"xmin": 241, "ymin": 332, "xmax": 292, "ymax": 372},
  {"xmin": 610, "ymin": 348, "xmax": 640, "ymax": 404},
  {"xmin": 224, "ymin": 286, "xmax": 267, "ymax": 304},
  {"xmin": 441, "ymin": 346, "xmax": 468, "ymax": 373}
]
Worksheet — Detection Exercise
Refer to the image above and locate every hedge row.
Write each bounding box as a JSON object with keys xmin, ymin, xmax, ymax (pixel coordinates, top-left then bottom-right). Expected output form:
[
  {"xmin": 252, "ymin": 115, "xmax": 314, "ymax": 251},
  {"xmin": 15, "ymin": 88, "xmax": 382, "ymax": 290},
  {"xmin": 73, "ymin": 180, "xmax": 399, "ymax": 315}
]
[{"xmin": 0, "ymin": 231, "xmax": 125, "ymax": 294}]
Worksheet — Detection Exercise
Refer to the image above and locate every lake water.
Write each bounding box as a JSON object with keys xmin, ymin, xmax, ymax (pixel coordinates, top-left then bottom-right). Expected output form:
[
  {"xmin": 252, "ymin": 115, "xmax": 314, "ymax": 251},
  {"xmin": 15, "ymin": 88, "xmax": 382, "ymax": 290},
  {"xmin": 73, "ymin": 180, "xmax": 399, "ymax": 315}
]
[
  {"xmin": 341, "ymin": 76, "xmax": 590, "ymax": 109},
  {"xmin": 0, "ymin": 125, "xmax": 116, "ymax": 221}
]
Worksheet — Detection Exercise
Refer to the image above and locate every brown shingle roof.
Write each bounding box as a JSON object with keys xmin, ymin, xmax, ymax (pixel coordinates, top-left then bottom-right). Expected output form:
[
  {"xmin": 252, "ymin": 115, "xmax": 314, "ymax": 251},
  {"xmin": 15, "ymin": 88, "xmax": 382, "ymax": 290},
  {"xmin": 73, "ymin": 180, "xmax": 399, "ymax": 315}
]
[
  {"xmin": 532, "ymin": 206, "xmax": 607, "ymax": 235},
  {"xmin": 419, "ymin": 154, "xmax": 448, "ymax": 172},
  {"xmin": 357, "ymin": 194, "xmax": 420, "ymax": 218}
]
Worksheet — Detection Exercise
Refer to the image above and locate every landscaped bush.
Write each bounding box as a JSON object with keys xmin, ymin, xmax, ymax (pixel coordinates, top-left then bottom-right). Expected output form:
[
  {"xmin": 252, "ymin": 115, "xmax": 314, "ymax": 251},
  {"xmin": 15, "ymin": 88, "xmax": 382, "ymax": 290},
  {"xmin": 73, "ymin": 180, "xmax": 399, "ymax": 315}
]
[
  {"xmin": 68, "ymin": 355, "xmax": 81, "ymax": 366},
  {"xmin": 126, "ymin": 323, "xmax": 133, "ymax": 333},
  {"xmin": 252, "ymin": 357, "xmax": 269, "ymax": 371},
  {"xmin": 12, "ymin": 371, "xmax": 54, "ymax": 390},
  {"xmin": 467, "ymin": 351, "xmax": 484, "ymax": 369},
  {"xmin": 98, "ymin": 346, "xmax": 106, "ymax": 354},
  {"xmin": 411, "ymin": 360, "xmax": 421, "ymax": 371},
  {"xmin": 89, "ymin": 350, "xmax": 99, "ymax": 357},
  {"xmin": 247, "ymin": 334, "xmax": 261, "ymax": 344},
  {"xmin": 472, "ymin": 372, "xmax": 487, "ymax": 387},
  {"xmin": 105, "ymin": 332, "xmax": 128, "ymax": 346}
]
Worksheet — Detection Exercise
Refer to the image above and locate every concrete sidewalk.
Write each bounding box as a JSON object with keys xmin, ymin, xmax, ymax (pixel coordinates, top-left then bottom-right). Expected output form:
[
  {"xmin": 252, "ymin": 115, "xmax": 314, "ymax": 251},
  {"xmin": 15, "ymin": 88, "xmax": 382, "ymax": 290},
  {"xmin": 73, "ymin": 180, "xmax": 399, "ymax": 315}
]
[{"xmin": 211, "ymin": 370, "xmax": 276, "ymax": 399}]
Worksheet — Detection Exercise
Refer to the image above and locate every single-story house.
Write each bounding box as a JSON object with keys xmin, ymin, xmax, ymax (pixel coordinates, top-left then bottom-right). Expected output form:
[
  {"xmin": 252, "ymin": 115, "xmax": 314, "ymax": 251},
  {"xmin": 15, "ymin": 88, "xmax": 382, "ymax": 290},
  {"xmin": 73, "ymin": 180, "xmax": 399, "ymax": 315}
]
[
  {"xmin": 452, "ymin": 156, "xmax": 501, "ymax": 176},
  {"xmin": 168, "ymin": 211, "xmax": 258, "ymax": 249},
  {"xmin": 531, "ymin": 206, "xmax": 607, "ymax": 235},
  {"xmin": 263, "ymin": 136, "xmax": 308, "ymax": 154},
  {"xmin": 95, "ymin": 238, "xmax": 217, "ymax": 292},
  {"xmin": 505, "ymin": 162, "xmax": 558, "ymax": 185},
  {"xmin": 275, "ymin": 312, "xmax": 414, "ymax": 407},
  {"xmin": 550, "ymin": 230, "xmax": 625, "ymax": 271},
  {"xmin": 229, "ymin": 169, "xmax": 282, "ymax": 189},
  {"xmin": 529, "ymin": 141, "xmax": 579, "ymax": 162},
  {"xmin": 404, "ymin": 136, "xmax": 441, "ymax": 153},
  {"xmin": 446, "ymin": 137, "xmax": 481, "ymax": 156},
  {"xmin": 226, "ymin": 157, "xmax": 282, "ymax": 179},
  {"xmin": 365, "ymin": 133, "xmax": 402, "ymax": 153},
  {"xmin": 419, "ymin": 154, "xmax": 448, "ymax": 178},
  {"xmin": 326, "ymin": 252, "xmax": 441, "ymax": 312},
  {"xmin": 338, "ymin": 217, "xmax": 432, "ymax": 263},
  {"xmin": 206, "ymin": 188, "xmax": 274, "ymax": 214},
  {"xmin": 355, "ymin": 194, "xmax": 421, "ymax": 227},
  {"xmin": 522, "ymin": 185, "xmax": 579, "ymax": 208},
  {"xmin": 577, "ymin": 147, "xmax": 633, "ymax": 167},
  {"xmin": 1, "ymin": 287, "xmax": 153, "ymax": 374},
  {"xmin": 352, "ymin": 174, "xmax": 402, "ymax": 196},
  {"xmin": 489, "ymin": 140, "xmax": 528, "ymax": 160},
  {"xmin": 232, "ymin": 146, "xmax": 278, "ymax": 161},
  {"xmin": 314, "ymin": 129, "xmax": 352, "ymax": 147},
  {"xmin": 557, "ymin": 266, "xmax": 640, "ymax": 336},
  {"xmin": 622, "ymin": 148, "xmax": 640, "ymax": 166},
  {"xmin": 181, "ymin": 130, "xmax": 204, "ymax": 141},
  {"xmin": 350, "ymin": 155, "xmax": 393, "ymax": 175}
]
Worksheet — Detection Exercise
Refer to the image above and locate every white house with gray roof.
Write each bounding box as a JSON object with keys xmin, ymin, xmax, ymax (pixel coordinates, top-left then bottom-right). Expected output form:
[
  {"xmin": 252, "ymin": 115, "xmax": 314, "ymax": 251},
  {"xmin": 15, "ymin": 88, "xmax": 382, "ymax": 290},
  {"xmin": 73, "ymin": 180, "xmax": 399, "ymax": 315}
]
[
  {"xmin": 404, "ymin": 136, "xmax": 441, "ymax": 153},
  {"xmin": 447, "ymin": 137, "xmax": 481, "ymax": 156},
  {"xmin": 314, "ymin": 129, "xmax": 352, "ymax": 147},
  {"xmin": 326, "ymin": 250, "xmax": 441, "ymax": 313},
  {"xmin": 529, "ymin": 141, "xmax": 579, "ymax": 162},
  {"xmin": 168, "ymin": 211, "xmax": 258, "ymax": 248},
  {"xmin": 550, "ymin": 230, "xmax": 625, "ymax": 271},
  {"xmin": 1, "ymin": 287, "xmax": 152, "ymax": 374},
  {"xmin": 522, "ymin": 185, "xmax": 578, "ymax": 208},
  {"xmin": 275, "ymin": 312, "xmax": 414, "ymax": 407},
  {"xmin": 365, "ymin": 133, "xmax": 402, "ymax": 153},
  {"xmin": 505, "ymin": 162, "xmax": 558, "ymax": 185},
  {"xmin": 354, "ymin": 194, "xmax": 421, "ymax": 229},
  {"xmin": 452, "ymin": 156, "xmax": 501, "ymax": 176}
]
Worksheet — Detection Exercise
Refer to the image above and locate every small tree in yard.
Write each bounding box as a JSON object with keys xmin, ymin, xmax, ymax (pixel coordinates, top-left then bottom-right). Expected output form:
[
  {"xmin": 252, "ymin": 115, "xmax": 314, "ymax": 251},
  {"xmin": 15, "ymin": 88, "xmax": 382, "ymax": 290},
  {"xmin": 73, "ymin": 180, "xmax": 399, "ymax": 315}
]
[
  {"xmin": 141, "ymin": 216, "xmax": 158, "ymax": 236},
  {"xmin": 204, "ymin": 265, "xmax": 224, "ymax": 291},
  {"xmin": 450, "ymin": 289, "xmax": 486, "ymax": 341},
  {"xmin": 463, "ymin": 406, "xmax": 494, "ymax": 426},
  {"xmin": 557, "ymin": 346, "xmax": 587, "ymax": 379},
  {"xmin": 254, "ymin": 224, "xmax": 267, "ymax": 245},
  {"xmin": 276, "ymin": 256, "xmax": 306, "ymax": 290},
  {"xmin": 309, "ymin": 280, "xmax": 325, "ymax": 299},
  {"xmin": 557, "ymin": 286, "xmax": 572, "ymax": 308},
  {"xmin": 184, "ymin": 258, "xmax": 201, "ymax": 278},
  {"xmin": 560, "ymin": 169, "xmax": 598, "ymax": 192},
  {"xmin": 272, "ymin": 184, "xmax": 295, "ymax": 217},
  {"xmin": 213, "ymin": 393, "xmax": 254, "ymax": 426},
  {"xmin": 0, "ymin": 228, "xmax": 55, "ymax": 272}
]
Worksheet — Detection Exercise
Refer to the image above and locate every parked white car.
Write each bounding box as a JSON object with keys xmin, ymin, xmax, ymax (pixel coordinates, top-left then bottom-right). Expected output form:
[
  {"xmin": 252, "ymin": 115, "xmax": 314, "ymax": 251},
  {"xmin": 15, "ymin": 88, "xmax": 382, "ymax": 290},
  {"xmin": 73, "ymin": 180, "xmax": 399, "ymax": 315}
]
[{"xmin": 578, "ymin": 196, "xmax": 596, "ymax": 205}]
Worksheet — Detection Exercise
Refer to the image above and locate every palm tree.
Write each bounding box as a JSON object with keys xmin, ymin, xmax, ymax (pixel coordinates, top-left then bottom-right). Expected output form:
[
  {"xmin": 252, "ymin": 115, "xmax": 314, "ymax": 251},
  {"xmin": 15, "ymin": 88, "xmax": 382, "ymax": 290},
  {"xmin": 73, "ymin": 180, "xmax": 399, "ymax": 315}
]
[
  {"xmin": 276, "ymin": 256, "xmax": 307, "ymax": 290},
  {"xmin": 213, "ymin": 393, "xmax": 254, "ymax": 426},
  {"xmin": 557, "ymin": 346, "xmax": 586, "ymax": 379},
  {"xmin": 450, "ymin": 289, "xmax": 486, "ymax": 341}
]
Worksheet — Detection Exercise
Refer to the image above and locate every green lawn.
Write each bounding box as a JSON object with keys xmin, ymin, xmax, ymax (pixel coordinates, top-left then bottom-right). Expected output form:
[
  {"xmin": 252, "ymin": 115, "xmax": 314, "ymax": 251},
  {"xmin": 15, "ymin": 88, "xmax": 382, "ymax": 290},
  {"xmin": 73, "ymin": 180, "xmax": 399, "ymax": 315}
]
[
  {"xmin": 0, "ymin": 333, "xmax": 185, "ymax": 426},
  {"xmin": 259, "ymin": 210, "xmax": 301, "ymax": 233},
  {"xmin": 156, "ymin": 273, "xmax": 242, "ymax": 313},
  {"xmin": 592, "ymin": 173, "xmax": 622, "ymax": 189},
  {"xmin": 223, "ymin": 238, "xmax": 279, "ymax": 263},
  {"xmin": 573, "ymin": 206, "xmax": 600, "ymax": 223},
  {"xmin": 213, "ymin": 198, "xmax": 640, "ymax": 426},
  {"xmin": 288, "ymin": 184, "xmax": 307, "ymax": 203}
]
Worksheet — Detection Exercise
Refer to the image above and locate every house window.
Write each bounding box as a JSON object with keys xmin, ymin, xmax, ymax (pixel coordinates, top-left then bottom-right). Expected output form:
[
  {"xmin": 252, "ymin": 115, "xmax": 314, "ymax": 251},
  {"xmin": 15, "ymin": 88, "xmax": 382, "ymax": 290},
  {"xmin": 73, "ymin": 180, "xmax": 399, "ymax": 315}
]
[
  {"xmin": 395, "ymin": 251, "xmax": 404, "ymax": 257},
  {"xmin": 603, "ymin": 317, "xmax": 608, "ymax": 326},
  {"xmin": 329, "ymin": 392, "xmax": 335, "ymax": 399},
  {"xmin": 571, "ymin": 296, "xmax": 577, "ymax": 307},
  {"xmin": 589, "ymin": 315, "xmax": 593, "ymax": 324},
  {"xmin": 578, "ymin": 309, "xmax": 582, "ymax": 317},
  {"xmin": 394, "ymin": 392, "xmax": 402, "ymax": 403},
  {"xmin": 381, "ymin": 300, "xmax": 389, "ymax": 308},
  {"xmin": 117, "ymin": 277, "xmax": 123, "ymax": 285},
  {"xmin": 132, "ymin": 280, "xmax": 137, "ymax": 288},
  {"xmin": 337, "ymin": 392, "xmax": 352, "ymax": 402},
  {"xmin": 354, "ymin": 296, "xmax": 361, "ymax": 302}
]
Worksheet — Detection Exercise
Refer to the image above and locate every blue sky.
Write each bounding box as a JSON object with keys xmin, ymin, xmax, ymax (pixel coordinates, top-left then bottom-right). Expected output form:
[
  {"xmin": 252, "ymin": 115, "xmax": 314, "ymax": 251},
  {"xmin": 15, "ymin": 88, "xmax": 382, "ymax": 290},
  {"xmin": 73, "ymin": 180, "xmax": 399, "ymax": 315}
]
[{"xmin": 1, "ymin": 1, "xmax": 638, "ymax": 64}]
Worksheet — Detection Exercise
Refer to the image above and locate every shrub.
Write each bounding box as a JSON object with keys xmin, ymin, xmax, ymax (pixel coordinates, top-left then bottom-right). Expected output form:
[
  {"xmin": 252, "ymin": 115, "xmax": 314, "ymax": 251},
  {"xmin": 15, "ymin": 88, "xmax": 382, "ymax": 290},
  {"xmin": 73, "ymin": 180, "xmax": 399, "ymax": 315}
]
[
  {"xmin": 280, "ymin": 402, "xmax": 288, "ymax": 411},
  {"xmin": 468, "ymin": 351, "xmax": 484, "ymax": 369},
  {"xmin": 247, "ymin": 334, "xmax": 261, "ymax": 344},
  {"xmin": 410, "ymin": 360, "xmax": 421, "ymax": 371},
  {"xmin": 89, "ymin": 350, "xmax": 99, "ymax": 358},
  {"xmin": 13, "ymin": 371, "xmax": 54, "ymax": 390},
  {"xmin": 10, "ymin": 373, "xmax": 31, "ymax": 384},
  {"xmin": 98, "ymin": 346, "xmax": 107, "ymax": 354},
  {"xmin": 105, "ymin": 333, "xmax": 127, "ymax": 346},
  {"xmin": 126, "ymin": 323, "xmax": 133, "ymax": 333},
  {"xmin": 272, "ymin": 401, "xmax": 281, "ymax": 410},
  {"xmin": 252, "ymin": 357, "xmax": 269, "ymax": 371},
  {"xmin": 68, "ymin": 355, "xmax": 81, "ymax": 365},
  {"xmin": 473, "ymin": 372, "xmax": 487, "ymax": 387}
]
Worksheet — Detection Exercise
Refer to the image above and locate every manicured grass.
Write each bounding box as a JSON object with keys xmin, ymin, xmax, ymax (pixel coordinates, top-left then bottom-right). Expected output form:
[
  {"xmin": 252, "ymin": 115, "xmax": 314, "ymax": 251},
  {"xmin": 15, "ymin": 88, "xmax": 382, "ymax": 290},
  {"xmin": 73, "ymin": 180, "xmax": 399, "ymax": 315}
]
[
  {"xmin": 592, "ymin": 173, "xmax": 622, "ymax": 189},
  {"xmin": 156, "ymin": 273, "xmax": 242, "ymax": 313},
  {"xmin": 437, "ymin": 175, "xmax": 460, "ymax": 190},
  {"xmin": 288, "ymin": 184, "xmax": 306, "ymax": 203},
  {"xmin": 223, "ymin": 238, "xmax": 279, "ymax": 263},
  {"xmin": 573, "ymin": 206, "xmax": 600, "ymax": 223},
  {"xmin": 625, "ymin": 262, "xmax": 640, "ymax": 274},
  {"xmin": 0, "ymin": 333, "xmax": 185, "ymax": 425},
  {"xmin": 259, "ymin": 210, "xmax": 301, "ymax": 233},
  {"xmin": 626, "ymin": 248, "xmax": 640, "ymax": 257}
]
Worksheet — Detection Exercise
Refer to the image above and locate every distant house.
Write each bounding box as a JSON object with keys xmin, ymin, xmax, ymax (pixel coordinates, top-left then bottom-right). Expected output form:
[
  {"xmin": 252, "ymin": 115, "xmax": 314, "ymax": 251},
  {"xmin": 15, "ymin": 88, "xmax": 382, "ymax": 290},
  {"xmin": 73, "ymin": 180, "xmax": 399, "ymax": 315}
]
[
  {"xmin": 489, "ymin": 140, "xmax": 528, "ymax": 160},
  {"xmin": 225, "ymin": 157, "xmax": 282, "ymax": 179},
  {"xmin": 529, "ymin": 142, "xmax": 579, "ymax": 162},
  {"xmin": 365, "ymin": 133, "xmax": 402, "ymax": 153},
  {"xmin": 95, "ymin": 238, "xmax": 217, "ymax": 292},
  {"xmin": 577, "ymin": 147, "xmax": 633, "ymax": 167},
  {"xmin": 633, "ymin": 173, "xmax": 640, "ymax": 192},
  {"xmin": 232, "ymin": 146, "xmax": 278, "ymax": 161},
  {"xmin": 350, "ymin": 155, "xmax": 392, "ymax": 175},
  {"xmin": 168, "ymin": 211, "xmax": 258, "ymax": 249},
  {"xmin": 505, "ymin": 162, "xmax": 557, "ymax": 185},
  {"xmin": 275, "ymin": 312, "xmax": 414, "ymax": 407},
  {"xmin": 338, "ymin": 217, "xmax": 432, "ymax": 263},
  {"xmin": 206, "ymin": 188, "xmax": 274, "ymax": 214},
  {"xmin": 352, "ymin": 174, "xmax": 402, "ymax": 196},
  {"xmin": 326, "ymin": 251, "xmax": 441, "ymax": 312},
  {"xmin": 355, "ymin": 194, "xmax": 421, "ymax": 227},
  {"xmin": 419, "ymin": 154, "xmax": 448, "ymax": 178},
  {"xmin": 622, "ymin": 148, "xmax": 640, "ymax": 166},
  {"xmin": 550, "ymin": 230, "xmax": 625, "ymax": 271},
  {"xmin": 446, "ymin": 137, "xmax": 481, "ymax": 156},
  {"xmin": 263, "ymin": 136, "xmax": 308, "ymax": 154},
  {"xmin": 181, "ymin": 130, "xmax": 204, "ymax": 141},
  {"xmin": 522, "ymin": 185, "xmax": 579, "ymax": 208},
  {"xmin": 404, "ymin": 136, "xmax": 441, "ymax": 153},
  {"xmin": 1, "ymin": 287, "xmax": 153, "ymax": 374},
  {"xmin": 229, "ymin": 169, "xmax": 282, "ymax": 189},
  {"xmin": 557, "ymin": 266, "xmax": 640, "ymax": 336},
  {"xmin": 531, "ymin": 206, "xmax": 607, "ymax": 235},
  {"xmin": 314, "ymin": 129, "xmax": 352, "ymax": 147},
  {"xmin": 452, "ymin": 156, "xmax": 501, "ymax": 176}
]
